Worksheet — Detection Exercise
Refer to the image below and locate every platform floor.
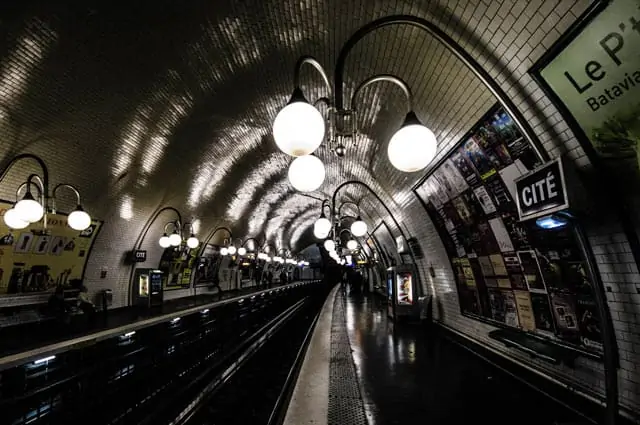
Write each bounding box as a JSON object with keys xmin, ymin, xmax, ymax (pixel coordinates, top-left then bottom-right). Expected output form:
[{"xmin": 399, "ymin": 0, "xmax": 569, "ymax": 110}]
[{"xmin": 286, "ymin": 285, "xmax": 593, "ymax": 425}]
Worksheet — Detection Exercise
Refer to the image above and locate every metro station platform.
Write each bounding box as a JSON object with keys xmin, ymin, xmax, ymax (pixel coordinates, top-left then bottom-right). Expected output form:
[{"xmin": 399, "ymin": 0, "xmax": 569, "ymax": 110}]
[{"xmin": 285, "ymin": 286, "xmax": 605, "ymax": 425}]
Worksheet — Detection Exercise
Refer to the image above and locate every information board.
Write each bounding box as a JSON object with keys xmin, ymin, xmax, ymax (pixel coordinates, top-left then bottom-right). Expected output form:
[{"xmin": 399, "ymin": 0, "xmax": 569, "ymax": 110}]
[
  {"xmin": 0, "ymin": 201, "xmax": 102, "ymax": 294},
  {"xmin": 414, "ymin": 105, "xmax": 604, "ymax": 353}
]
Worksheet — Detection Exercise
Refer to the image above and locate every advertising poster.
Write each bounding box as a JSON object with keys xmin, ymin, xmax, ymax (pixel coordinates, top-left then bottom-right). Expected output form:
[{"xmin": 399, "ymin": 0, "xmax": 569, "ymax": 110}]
[
  {"xmin": 504, "ymin": 290, "xmax": 520, "ymax": 327},
  {"xmin": 536, "ymin": 0, "xmax": 640, "ymax": 189},
  {"xmin": 462, "ymin": 138, "xmax": 497, "ymax": 180},
  {"xmin": 451, "ymin": 150, "xmax": 481, "ymax": 187},
  {"xmin": 414, "ymin": 104, "xmax": 604, "ymax": 353},
  {"xmin": 517, "ymin": 250, "xmax": 547, "ymax": 293},
  {"xmin": 550, "ymin": 291, "xmax": 580, "ymax": 341},
  {"xmin": 489, "ymin": 289, "xmax": 506, "ymax": 322},
  {"xmin": 488, "ymin": 217, "xmax": 515, "ymax": 252},
  {"xmin": 0, "ymin": 202, "xmax": 102, "ymax": 294},
  {"xmin": 530, "ymin": 293, "xmax": 555, "ymax": 333},
  {"xmin": 514, "ymin": 291, "xmax": 536, "ymax": 331},
  {"xmin": 159, "ymin": 245, "xmax": 197, "ymax": 289}
]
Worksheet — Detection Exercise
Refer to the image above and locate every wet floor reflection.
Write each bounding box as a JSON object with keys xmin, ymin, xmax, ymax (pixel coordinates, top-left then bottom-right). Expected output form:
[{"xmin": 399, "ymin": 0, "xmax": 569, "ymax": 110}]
[{"xmin": 342, "ymin": 288, "xmax": 586, "ymax": 425}]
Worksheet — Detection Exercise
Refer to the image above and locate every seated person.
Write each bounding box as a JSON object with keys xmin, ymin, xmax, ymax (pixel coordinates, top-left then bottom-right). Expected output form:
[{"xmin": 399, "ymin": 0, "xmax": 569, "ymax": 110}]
[
  {"xmin": 48, "ymin": 284, "xmax": 70, "ymax": 324},
  {"xmin": 78, "ymin": 285, "xmax": 96, "ymax": 321}
]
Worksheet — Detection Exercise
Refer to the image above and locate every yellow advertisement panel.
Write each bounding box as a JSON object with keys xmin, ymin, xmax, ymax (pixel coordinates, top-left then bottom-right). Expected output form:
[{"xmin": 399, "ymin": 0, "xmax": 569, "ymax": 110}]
[{"xmin": 0, "ymin": 201, "xmax": 102, "ymax": 294}]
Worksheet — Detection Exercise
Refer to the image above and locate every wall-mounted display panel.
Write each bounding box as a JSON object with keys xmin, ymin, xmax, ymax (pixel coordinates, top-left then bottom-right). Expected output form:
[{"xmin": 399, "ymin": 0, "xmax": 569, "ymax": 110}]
[
  {"xmin": 0, "ymin": 201, "xmax": 102, "ymax": 294},
  {"xmin": 414, "ymin": 105, "xmax": 605, "ymax": 355}
]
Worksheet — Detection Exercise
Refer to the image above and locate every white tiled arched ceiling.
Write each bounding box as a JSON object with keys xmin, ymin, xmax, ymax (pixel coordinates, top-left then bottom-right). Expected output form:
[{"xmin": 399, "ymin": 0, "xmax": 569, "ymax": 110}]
[
  {"xmin": 8, "ymin": 0, "xmax": 640, "ymax": 416},
  {"xmin": 0, "ymin": 0, "xmax": 591, "ymax": 286}
]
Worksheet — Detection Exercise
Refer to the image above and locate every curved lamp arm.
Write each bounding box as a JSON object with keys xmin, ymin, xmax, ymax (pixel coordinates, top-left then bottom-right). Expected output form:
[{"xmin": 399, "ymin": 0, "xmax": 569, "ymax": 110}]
[
  {"xmin": 51, "ymin": 183, "xmax": 82, "ymax": 214},
  {"xmin": 16, "ymin": 174, "xmax": 45, "ymax": 204},
  {"xmin": 349, "ymin": 74, "xmax": 413, "ymax": 112},
  {"xmin": 320, "ymin": 198, "xmax": 332, "ymax": 217},
  {"xmin": 294, "ymin": 56, "xmax": 333, "ymax": 99},
  {"xmin": 0, "ymin": 153, "xmax": 50, "ymax": 199},
  {"xmin": 198, "ymin": 226, "xmax": 233, "ymax": 256},
  {"xmin": 163, "ymin": 221, "xmax": 181, "ymax": 234},
  {"xmin": 242, "ymin": 237, "xmax": 262, "ymax": 250},
  {"xmin": 338, "ymin": 201, "xmax": 359, "ymax": 218}
]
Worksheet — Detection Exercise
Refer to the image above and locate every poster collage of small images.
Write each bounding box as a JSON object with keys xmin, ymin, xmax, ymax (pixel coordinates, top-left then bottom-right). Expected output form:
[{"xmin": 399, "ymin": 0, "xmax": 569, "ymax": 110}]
[{"xmin": 415, "ymin": 105, "xmax": 603, "ymax": 353}]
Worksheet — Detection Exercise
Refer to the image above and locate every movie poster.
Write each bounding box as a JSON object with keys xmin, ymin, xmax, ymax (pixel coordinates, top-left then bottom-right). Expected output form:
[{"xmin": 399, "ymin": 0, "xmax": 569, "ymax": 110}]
[
  {"xmin": 489, "ymin": 289, "xmax": 506, "ymax": 322},
  {"xmin": 514, "ymin": 291, "xmax": 536, "ymax": 331},
  {"xmin": 504, "ymin": 290, "xmax": 520, "ymax": 327},
  {"xmin": 462, "ymin": 138, "xmax": 496, "ymax": 179},
  {"xmin": 530, "ymin": 293, "xmax": 555, "ymax": 333},
  {"xmin": 576, "ymin": 294, "xmax": 603, "ymax": 350},
  {"xmin": 414, "ymin": 104, "xmax": 606, "ymax": 353},
  {"xmin": 550, "ymin": 291, "xmax": 580, "ymax": 342},
  {"xmin": 451, "ymin": 150, "xmax": 481, "ymax": 187},
  {"xmin": 517, "ymin": 250, "xmax": 547, "ymax": 293},
  {"xmin": 488, "ymin": 217, "xmax": 515, "ymax": 253}
]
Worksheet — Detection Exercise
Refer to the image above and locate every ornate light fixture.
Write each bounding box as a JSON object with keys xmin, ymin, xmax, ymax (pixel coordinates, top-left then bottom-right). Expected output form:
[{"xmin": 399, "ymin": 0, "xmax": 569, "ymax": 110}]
[
  {"xmin": 272, "ymin": 88, "xmax": 325, "ymax": 157},
  {"xmin": 288, "ymin": 154, "xmax": 325, "ymax": 192},
  {"xmin": 350, "ymin": 217, "xmax": 367, "ymax": 237},
  {"xmin": 324, "ymin": 239, "xmax": 336, "ymax": 252},
  {"xmin": 158, "ymin": 220, "xmax": 200, "ymax": 249},
  {"xmin": 314, "ymin": 199, "xmax": 332, "ymax": 239},
  {"xmin": 1, "ymin": 155, "xmax": 93, "ymax": 231},
  {"xmin": 273, "ymin": 52, "xmax": 437, "ymax": 174}
]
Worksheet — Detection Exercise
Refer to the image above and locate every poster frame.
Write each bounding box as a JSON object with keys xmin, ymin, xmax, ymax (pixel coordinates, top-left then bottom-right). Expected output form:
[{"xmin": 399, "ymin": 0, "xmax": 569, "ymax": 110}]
[
  {"xmin": 0, "ymin": 199, "xmax": 104, "ymax": 296},
  {"xmin": 528, "ymin": 0, "xmax": 640, "ymax": 268},
  {"xmin": 411, "ymin": 105, "xmax": 604, "ymax": 361}
]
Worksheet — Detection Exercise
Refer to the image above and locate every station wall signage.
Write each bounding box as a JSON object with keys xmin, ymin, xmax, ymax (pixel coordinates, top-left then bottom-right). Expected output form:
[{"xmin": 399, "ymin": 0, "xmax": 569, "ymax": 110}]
[
  {"xmin": 0, "ymin": 201, "xmax": 102, "ymax": 294},
  {"xmin": 133, "ymin": 250, "xmax": 147, "ymax": 262},
  {"xmin": 532, "ymin": 0, "xmax": 640, "ymax": 209},
  {"xmin": 515, "ymin": 158, "xmax": 569, "ymax": 221}
]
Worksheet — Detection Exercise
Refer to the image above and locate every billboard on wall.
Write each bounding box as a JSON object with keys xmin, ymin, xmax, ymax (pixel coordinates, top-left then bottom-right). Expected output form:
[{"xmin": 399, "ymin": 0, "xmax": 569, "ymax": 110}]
[
  {"xmin": 536, "ymin": 0, "xmax": 640, "ymax": 185},
  {"xmin": 413, "ymin": 105, "xmax": 605, "ymax": 355},
  {"xmin": 0, "ymin": 201, "xmax": 102, "ymax": 294}
]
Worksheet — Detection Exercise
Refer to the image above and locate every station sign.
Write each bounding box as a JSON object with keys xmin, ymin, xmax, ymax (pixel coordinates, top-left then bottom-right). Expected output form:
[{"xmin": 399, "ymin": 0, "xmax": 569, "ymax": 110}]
[
  {"xmin": 133, "ymin": 249, "xmax": 147, "ymax": 262},
  {"xmin": 515, "ymin": 157, "xmax": 569, "ymax": 221}
]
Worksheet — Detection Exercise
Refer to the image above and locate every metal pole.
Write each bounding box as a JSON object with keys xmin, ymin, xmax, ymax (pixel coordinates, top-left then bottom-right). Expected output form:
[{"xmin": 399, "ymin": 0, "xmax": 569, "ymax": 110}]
[{"xmin": 573, "ymin": 222, "xmax": 618, "ymax": 425}]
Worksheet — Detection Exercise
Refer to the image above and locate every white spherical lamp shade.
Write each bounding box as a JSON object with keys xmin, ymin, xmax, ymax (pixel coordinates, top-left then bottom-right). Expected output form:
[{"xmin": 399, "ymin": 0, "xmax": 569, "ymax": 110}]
[
  {"xmin": 228, "ymin": 246, "xmax": 237, "ymax": 255},
  {"xmin": 220, "ymin": 247, "xmax": 229, "ymax": 256},
  {"xmin": 350, "ymin": 219, "xmax": 367, "ymax": 237},
  {"xmin": 238, "ymin": 247, "xmax": 247, "ymax": 256},
  {"xmin": 15, "ymin": 194, "xmax": 44, "ymax": 223},
  {"xmin": 187, "ymin": 236, "xmax": 199, "ymax": 249},
  {"xmin": 324, "ymin": 239, "xmax": 335, "ymax": 252},
  {"xmin": 3, "ymin": 208, "xmax": 29, "ymax": 229},
  {"xmin": 159, "ymin": 235, "xmax": 171, "ymax": 248},
  {"xmin": 346, "ymin": 239, "xmax": 358, "ymax": 250},
  {"xmin": 67, "ymin": 207, "xmax": 92, "ymax": 231},
  {"xmin": 169, "ymin": 233, "xmax": 182, "ymax": 246},
  {"xmin": 388, "ymin": 112, "xmax": 437, "ymax": 172},
  {"xmin": 273, "ymin": 99, "xmax": 325, "ymax": 157},
  {"xmin": 288, "ymin": 155, "xmax": 325, "ymax": 192},
  {"xmin": 313, "ymin": 216, "xmax": 331, "ymax": 239}
]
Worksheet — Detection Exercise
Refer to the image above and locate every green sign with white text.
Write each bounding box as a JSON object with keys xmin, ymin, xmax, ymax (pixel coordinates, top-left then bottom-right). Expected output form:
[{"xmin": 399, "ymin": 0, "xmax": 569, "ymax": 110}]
[{"xmin": 539, "ymin": 0, "xmax": 640, "ymax": 181}]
